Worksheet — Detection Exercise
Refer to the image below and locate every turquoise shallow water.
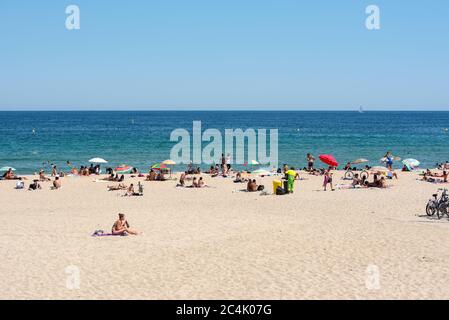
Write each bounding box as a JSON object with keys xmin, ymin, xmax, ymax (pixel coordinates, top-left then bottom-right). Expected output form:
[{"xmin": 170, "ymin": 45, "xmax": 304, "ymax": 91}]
[{"xmin": 1, "ymin": 111, "xmax": 449, "ymax": 174}]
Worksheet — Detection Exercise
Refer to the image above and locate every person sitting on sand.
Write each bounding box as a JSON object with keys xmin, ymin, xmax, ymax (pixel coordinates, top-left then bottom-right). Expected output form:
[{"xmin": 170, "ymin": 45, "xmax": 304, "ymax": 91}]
[
  {"xmin": 247, "ymin": 179, "xmax": 258, "ymax": 192},
  {"xmin": 28, "ymin": 180, "xmax": 41, "ymax": 190},
  {"xmin": 189, "ymin": 177, "xmax": 198, "ymax": 188},
  {"xmin": 197, "ymin": 177, "xmax": 207, "ymax": 188},
  {"xmin": 378, "ymin": 176, "xmax": 387, "ymax": 188},
  {"xmin": 156, "ymin": 171, "xmax": 166, "ymax": 181},
  {"xmin": 176, "ymin": 172, "xmax": 186, "ymax": 187},
  {"xmin": 125, "ymin": 183, "xmax": 137, "ymax": 196},
  {"xmin": 146, "ymin": 169, "xmax": 157, "ymax": 181},
  {"xmin": 39, "ymin": 170, "xmax": 51, "ymax": 181},
  {"xmin": 234, "ymin": 172, "xmax": 247, "ymax": 183},
  {"xmin": 343, "ymin": 162, "xmax": 351, "ymax": 171},
  {"xmin": 111, "ymin": 213, "xmax": 138, "ymax": 235},
  {"xmin": 352, "ymin": 173, "xmax": 361, "ymax": 187},
  {"xmin": 52, "ymin": 176, "xmax": 61, "ymax": 189}
]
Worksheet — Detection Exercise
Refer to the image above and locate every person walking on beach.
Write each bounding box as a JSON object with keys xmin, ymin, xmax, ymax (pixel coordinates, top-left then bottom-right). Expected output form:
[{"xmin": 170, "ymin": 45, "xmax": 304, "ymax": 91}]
[
  {"xmin": 307, "ymin": 154, "xmax": 315, "ymax": 172},
  {"xmin": 385, "ymin": 151, "xmax": 394, "ymax": 170},
  {"xmin": 323, "ymin": 171, "xmax": 334, "ymax": 191},
  {"xmin": 112, "ymin": 213, "xmax": 138, "ymax": 235}
]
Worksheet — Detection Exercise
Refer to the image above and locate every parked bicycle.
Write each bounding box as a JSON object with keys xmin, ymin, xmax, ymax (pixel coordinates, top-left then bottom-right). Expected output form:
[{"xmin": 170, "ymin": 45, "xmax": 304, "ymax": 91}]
[
  {"xmin": 344, "ymin": 168, "xmax": 369, "ymax": 180},
  {"xmin": 426, "ymin": 188, "xmax": 449, "ymax": 219}
]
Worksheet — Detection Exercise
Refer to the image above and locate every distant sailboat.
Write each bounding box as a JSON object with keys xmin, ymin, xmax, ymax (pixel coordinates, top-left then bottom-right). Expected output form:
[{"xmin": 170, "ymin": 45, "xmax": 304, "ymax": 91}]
[{"xmin": 358, "ymin": 106, "xmax": 364, "ymax": 113}]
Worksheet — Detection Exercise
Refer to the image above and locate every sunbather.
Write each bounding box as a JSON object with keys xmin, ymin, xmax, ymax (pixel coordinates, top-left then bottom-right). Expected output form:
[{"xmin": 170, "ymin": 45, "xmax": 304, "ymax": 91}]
[{"xmin": 111, "ymin": 213, "xmax": 138, "ymax": 235}]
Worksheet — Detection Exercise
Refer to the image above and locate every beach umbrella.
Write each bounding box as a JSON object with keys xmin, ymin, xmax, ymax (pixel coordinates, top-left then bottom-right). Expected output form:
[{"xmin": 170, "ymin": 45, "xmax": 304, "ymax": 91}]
[
  {"xmin": 115, "ymin": 164, "xmax": 133, "ymax": 174},
  {"xmin": 162, "ymin": 159, "xmax": 176, "ymax": 165},
  {"xmin": 89, "ymin": 157, "xmax": 108, "ymax": 164},
  {"xmin": 319, "ymin": 154, "xmax": 338, "ymax": 167},
  {"xmin": 371, "ymin": 166, "xmax": 389, "ymax": 173},
  {"xmin": 0, "ymin": 166, "xmax": 15, "ymax": 171},
  {"xmin": 351, "ymin": 158, "xmax": 369, "ymax": 164},
  {"xmin": 402, "ymin": 159, "xmax": 420, "ymax": 168},
  {"xmin": 151, "ymin": 163, "xmax": 169, "ymax": 171},
  {"xmin": 161, "ymin": 159, "xmax": 176, "ymax": 177}
]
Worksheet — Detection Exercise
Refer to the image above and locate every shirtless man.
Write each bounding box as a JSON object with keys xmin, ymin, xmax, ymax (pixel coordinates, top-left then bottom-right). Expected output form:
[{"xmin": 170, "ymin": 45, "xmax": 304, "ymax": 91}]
[
  {"xmin": 247, "ymin": 179, "xmax": 258, "ymax": 192},
  {"xmin": 111, "ymin": 213, "xmax": 138, "ymax": 235},
  {"xmin": 52, "ymin": 176, "xmax": 61, "ymax": 189},
  {"xmin": 39, "ymin": 170, "xmax": 51, "ymax": 181}
]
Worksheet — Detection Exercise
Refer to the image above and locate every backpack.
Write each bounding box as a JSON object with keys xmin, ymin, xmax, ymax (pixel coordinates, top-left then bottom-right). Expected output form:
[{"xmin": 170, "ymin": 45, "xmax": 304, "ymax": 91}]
[{"xmin": 276, "ymin": 186, "xmax": 286, "ymax": 195}]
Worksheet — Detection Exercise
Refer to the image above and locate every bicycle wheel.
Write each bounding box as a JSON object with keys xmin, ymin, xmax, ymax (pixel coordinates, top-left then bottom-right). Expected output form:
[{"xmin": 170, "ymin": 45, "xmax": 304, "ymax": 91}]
[
  {"xmin": 344, "ymin": 171, "xmax": 354, "ymax": 180},
  {"xmin": 426, "ymin": 202, "xmax": 436, "ymax": 216},
  {"xmin": 360, "ymin": 170, "xmax": 369, "ymax": 180},
  {"xmin": 437, "ymin": 203, "xmax": 448, "ymax": 219}
]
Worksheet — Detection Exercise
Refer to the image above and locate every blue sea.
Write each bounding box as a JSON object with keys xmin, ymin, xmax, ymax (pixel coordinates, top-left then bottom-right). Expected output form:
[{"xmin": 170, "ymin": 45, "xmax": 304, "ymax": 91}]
[{"xmin": 1, "ymin": 111, "xmax": 449, "ymax": 174}]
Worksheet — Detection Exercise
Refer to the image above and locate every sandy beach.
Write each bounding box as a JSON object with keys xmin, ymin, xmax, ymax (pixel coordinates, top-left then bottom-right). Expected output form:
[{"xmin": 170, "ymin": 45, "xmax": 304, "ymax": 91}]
[{"xmin": 1, "ymin": 170, "xmax": 449, "ymax": 300}]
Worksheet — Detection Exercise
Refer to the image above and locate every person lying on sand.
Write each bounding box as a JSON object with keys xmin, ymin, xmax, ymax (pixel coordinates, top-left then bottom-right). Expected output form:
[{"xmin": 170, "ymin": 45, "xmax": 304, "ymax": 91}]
[
  {"xmin": 102, "ymin": 173, "xmax": 115, "ymax": 181},
  {"xmin": 107, "ymin": 183, "xmax": 127, "ymax": 191},
  {"xmin": 112, "ymin": 213, "xmax": 138, "ymax": 235},
  {"xmin": 2, "ymin": 168, "xmax": 25, "ymax": 180}
]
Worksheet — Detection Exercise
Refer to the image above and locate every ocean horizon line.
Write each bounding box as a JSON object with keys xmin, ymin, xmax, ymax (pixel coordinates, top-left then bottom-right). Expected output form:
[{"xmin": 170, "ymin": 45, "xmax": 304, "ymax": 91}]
[{"xmin": 1, "ymin": 109, "xmax": 449, "ymax": 112}]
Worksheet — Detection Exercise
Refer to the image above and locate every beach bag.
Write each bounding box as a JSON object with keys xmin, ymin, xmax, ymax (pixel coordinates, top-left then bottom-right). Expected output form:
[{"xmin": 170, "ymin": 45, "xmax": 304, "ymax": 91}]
[
  {"xmin": 276, "ymin": 186, "xmax": 286, "ymax": 195},
  {"xmin": 257, "ymin": 185, "xmax": 265, "ymax": 191},
  {"xmin": 15, "ymin": 181, "xmax": 24, "ymax": 189}
]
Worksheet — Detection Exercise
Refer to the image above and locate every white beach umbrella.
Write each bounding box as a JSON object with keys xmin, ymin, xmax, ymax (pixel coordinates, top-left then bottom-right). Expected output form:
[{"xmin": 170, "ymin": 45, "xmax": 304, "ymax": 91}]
[
  {"xmin": 351, "ymin": 158, "xmax": 369, "ymax": 164},
  {"xmin": 402, "ymin": 159, "xmax": 420, "ymax": 168},
  {"xmin": 89, "ymin": 157, "xmax": 108, "ymax": 164},
  {"xmin": 0, "ymin": 166, "xmax": 16, "ymax": 171}
]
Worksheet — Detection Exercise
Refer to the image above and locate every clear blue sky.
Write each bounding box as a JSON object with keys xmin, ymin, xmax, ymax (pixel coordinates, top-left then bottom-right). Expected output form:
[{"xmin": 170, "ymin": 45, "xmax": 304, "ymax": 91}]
[{"xmin": 0, "ymin": 0, "xmax": 448, "ymax": 110}]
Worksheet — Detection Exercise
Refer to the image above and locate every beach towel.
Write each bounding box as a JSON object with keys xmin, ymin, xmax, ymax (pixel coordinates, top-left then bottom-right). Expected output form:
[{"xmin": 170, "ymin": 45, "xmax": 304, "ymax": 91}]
[{"xmin": 92, "ymin": 230, "xmax": 127, "ymax": 237}]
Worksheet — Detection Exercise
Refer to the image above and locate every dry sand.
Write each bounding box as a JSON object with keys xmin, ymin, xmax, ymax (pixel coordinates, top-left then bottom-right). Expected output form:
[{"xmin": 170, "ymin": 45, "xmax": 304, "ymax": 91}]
[{"xmin": 1, "ymin": 170, "xmax": 449, "ymax": 299}]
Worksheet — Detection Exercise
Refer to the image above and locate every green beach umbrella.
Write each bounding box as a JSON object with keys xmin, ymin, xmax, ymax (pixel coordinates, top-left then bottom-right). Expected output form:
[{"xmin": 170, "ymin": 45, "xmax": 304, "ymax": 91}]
[{"xmin": 151, "ymin": 163, "xmax": 169, "ymax": 171}]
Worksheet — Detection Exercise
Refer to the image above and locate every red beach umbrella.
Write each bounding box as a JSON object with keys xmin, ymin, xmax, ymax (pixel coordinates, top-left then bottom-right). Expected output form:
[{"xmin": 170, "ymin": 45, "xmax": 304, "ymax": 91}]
[{"xmin": 319, "ymin": 154, "xmax": 339, "ymax": 167}]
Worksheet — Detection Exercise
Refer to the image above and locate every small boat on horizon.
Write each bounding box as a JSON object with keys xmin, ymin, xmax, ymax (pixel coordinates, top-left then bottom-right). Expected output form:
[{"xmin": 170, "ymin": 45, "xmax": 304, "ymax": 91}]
[{"xmin": 358, "ymin": 106, "xmax": 364, "ymax": 113}]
